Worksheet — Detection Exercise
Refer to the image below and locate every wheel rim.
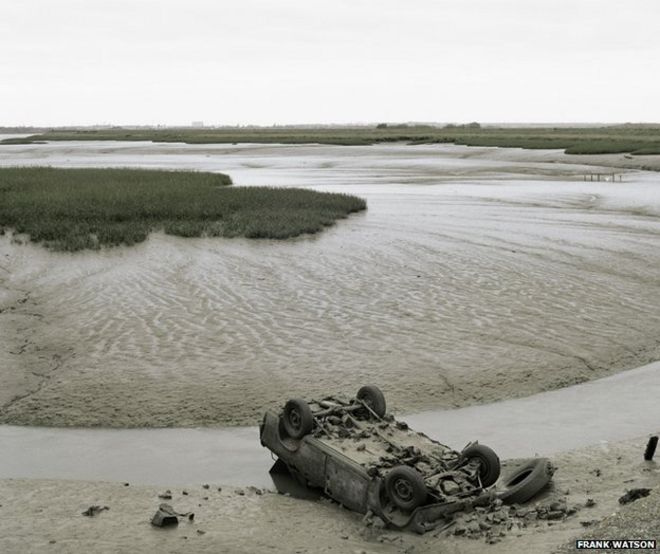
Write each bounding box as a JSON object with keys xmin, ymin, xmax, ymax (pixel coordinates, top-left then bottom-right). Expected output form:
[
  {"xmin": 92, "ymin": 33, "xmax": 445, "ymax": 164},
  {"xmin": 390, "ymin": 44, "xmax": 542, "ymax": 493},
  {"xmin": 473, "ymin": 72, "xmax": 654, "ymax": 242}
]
[
  {"xmin": 472, "ymin": 456, "xmax": 486, "ymax": 471},
  {"xmin": 288, "ymin": 408, "xmax": 301, "ymax": 431},
  {"xmin": 393, "ymin": 478, "xmax": 414, "ymax": 502}
]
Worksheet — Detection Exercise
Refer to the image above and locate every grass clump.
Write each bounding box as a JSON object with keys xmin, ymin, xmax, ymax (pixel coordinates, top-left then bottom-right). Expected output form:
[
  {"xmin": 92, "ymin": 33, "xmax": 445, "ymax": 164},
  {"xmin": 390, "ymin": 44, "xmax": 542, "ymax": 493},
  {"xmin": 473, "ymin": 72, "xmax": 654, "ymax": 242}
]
[{"xmin": 0, "ymin": 167, "xmax": 366, "ymax": 251}]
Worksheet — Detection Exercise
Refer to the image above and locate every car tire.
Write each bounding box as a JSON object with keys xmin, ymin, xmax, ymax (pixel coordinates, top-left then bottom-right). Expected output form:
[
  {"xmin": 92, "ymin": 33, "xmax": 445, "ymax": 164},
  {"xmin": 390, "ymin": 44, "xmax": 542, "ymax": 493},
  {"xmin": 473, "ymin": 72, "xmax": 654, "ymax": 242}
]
[
  {"xmin": 356, "ymin": 385, "xmax": 387, "ymax": 418},
  {"xmin": 385, "ymin": 465, "xmax": 428, "ymax": 511},
  {"xmin": 282, "ymin": 398, "xmax": 314, "ymax": 439},
  {"xmin": 497, "ymin": 458, "xmax": 554, "ymax": 504},
  {"xmin": 462, "ymin": 444, "xmax": 501, "ymax": 488}
]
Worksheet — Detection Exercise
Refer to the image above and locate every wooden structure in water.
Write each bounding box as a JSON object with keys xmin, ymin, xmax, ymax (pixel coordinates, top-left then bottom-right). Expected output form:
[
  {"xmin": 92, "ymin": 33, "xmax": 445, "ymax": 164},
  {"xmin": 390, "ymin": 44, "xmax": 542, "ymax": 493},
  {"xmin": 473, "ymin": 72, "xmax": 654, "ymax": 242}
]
[{"xmin": 583, "ymin": 173, "xmax": 623, "ymax": 182}]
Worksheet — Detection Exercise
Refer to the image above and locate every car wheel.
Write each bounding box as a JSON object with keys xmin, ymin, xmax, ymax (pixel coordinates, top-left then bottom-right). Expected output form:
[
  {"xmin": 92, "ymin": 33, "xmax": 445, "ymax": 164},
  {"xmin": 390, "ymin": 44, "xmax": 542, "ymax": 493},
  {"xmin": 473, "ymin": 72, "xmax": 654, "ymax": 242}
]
[
  {"xmin": 282, "ymin": 398, "xmax": 314, "ymax": 439},
  {"xmin": 385, "ymin": 465, "xmax": 427, "ymax": 511},
  {"xmin": 497, "ymin": 458, "xmax": 554, "ymax": 504},
  {"xmin": 462, "ymin": 444, "xmax": 501, "ymax": 488},
  {"xmin": 356, "ymin": 385, "xmax": 387, "ymax": 418}
]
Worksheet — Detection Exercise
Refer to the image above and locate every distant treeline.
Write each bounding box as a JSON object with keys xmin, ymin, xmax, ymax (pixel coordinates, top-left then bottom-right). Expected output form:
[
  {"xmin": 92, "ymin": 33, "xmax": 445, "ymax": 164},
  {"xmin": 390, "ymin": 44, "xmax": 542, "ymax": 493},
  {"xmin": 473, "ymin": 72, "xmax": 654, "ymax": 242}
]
[{"xmin": 3, "ymin": 124, "xmax": 660, "ymax": 155}]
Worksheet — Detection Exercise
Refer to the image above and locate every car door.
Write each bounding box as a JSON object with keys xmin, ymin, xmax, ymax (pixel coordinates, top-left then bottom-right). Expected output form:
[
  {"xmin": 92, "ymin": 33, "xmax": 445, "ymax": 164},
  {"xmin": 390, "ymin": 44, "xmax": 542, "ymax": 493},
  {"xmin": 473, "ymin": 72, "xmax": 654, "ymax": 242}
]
[{"xmin": 324, "ymin": 454, "xmax": 370, "ymax": 513}]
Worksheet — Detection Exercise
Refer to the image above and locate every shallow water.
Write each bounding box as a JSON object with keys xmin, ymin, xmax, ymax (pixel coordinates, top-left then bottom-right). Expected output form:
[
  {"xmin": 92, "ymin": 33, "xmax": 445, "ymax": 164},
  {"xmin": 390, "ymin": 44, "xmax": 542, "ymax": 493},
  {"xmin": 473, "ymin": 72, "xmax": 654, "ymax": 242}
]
[
  {"xmin": 1, "ymin": 142, "xmax": 659, "ymax": 429},
  {"xmin": 1, "ymin": 361, "xmax": 659, "ymax": 487}
]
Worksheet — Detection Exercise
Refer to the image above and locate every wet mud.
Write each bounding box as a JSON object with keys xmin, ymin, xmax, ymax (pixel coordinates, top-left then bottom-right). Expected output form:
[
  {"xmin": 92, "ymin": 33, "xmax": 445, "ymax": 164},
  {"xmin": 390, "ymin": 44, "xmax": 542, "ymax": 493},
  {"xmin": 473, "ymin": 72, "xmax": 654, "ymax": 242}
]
[{"xmin": 1, "ymin": 143, "xmax": 659, "ymax": 427}]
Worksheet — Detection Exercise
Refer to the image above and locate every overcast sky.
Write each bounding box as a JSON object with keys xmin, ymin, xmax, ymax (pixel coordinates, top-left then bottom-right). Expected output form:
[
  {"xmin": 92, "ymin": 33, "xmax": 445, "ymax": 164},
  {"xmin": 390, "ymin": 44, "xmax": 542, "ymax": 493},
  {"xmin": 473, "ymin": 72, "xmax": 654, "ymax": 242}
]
[{"xmin": 1, "ymin": 0, "xmax": 659, "ymax": 126}]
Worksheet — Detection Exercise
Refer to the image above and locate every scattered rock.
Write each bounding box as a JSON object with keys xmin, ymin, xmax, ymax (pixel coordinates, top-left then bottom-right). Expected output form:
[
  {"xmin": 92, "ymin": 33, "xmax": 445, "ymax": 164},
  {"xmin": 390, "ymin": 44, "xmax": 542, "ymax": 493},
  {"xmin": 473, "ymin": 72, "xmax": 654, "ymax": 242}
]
[
  {"xmin": 619, "ymin": 488, "xmax": 652, "ymax": 505},
  {"xmin": 453, "ymin": 525, "xmax": 467, "ymax": 536},
  {"xmin": 81, "ymin": 505, "xmax": 109, "ymax": 517},
  {"xmin": 580, "ymin": 520, "xmax": 599, "ymax": 527},
  {"xmin": 151, "ymin": 503, "xmax": 195, "ymax": 527},
  {"xmin": 441, "ymin": 480, "xmax": 461, "ymax": 496},
  {"xmin": 151, "ymin": 504, "xmax": 179, "ymax": 527},
  {"xmin": 585, "ymin": 498, "xmax": 596, "ymax": 508},
  {"xmin": 182, "ymin": 490, "xmax": 189, "ymax": 496},
  {"xmin": 158, "ymin": 490, "xmax": 172, "ymax": 500},
  {"xmin": 549, "ymin": 500, "xmax": 567, "ymax": 512},
  {"xmin": 196, "ymin": 529, "xmax": 206, "ymax": 535},
  {"xmin": 202, "ymin": 484, "xmax": 210, "ymax": 489},
  {"xmin": 236, "ymin": 488, "xmax": 245, "ymax": 496}
]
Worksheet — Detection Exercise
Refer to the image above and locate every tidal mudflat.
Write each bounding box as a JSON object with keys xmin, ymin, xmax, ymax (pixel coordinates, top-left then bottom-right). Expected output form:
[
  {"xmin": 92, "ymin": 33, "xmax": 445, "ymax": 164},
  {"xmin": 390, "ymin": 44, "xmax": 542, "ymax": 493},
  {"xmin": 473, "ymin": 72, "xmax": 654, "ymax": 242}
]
[{"xmin": 1, "ymin": 142, "xmax": 659, "ymax": 427}]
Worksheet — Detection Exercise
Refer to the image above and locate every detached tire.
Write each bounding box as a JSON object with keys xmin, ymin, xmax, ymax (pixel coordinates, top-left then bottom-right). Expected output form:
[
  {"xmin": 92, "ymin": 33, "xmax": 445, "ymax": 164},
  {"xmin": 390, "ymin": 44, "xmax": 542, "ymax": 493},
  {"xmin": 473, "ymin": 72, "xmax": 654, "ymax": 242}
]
[
  {"xmin": 385, "ymin": 465, "xmax": 428, "ymax": 511},
  {"xmin": 282, "ymin": 398, "xmax": 314, "ymax": 439},
  {"xmin": 462, "ymin": 444, "xmax": 501, "ymax": 488},
  {"xmin": 356, "ymin": 385, "xmax": 387, "ymax": 418},
  {"xmin": 497, "ymin": 458, "xmax": 554, "ymax": 504}
]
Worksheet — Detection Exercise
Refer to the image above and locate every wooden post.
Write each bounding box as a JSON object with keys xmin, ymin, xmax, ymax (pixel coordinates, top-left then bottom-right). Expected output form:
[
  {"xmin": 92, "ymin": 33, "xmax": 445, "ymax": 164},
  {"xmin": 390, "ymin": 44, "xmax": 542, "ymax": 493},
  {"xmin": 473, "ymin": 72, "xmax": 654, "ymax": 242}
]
[{"xmin": 644, "ymin": 436, "xmax": 658, "ymax": 461}]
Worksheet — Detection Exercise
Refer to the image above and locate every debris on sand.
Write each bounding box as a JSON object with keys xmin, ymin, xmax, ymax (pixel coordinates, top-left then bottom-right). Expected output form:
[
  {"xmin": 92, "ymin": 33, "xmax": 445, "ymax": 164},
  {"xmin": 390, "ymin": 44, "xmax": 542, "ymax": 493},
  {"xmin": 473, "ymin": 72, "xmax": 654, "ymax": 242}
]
[
  {"xmin": 151, "ymin": 504, "xmax": 179, "ymax": 528},
  {"xmin": 580, "ymin": 519, "xmax": 599, "ymax": 527},
  {"xmin": 618, "ymin": 488, "xmax": 652, "ymax": 505},
  {"xmin": 150, "ymin": 503, "xmax": 195, "ymax": 528},
  {"xmin": 355, "ymin": 494, "xmax": 579, "ymax": 544},
  {"xmin": 158, "ymin": 490, "xmax": 173, "ymax": 500},
  {"xmin": 440, "ymin": 496, "xmax": 582, "ymax": 542},
  {"xmin": 81, "ymin": 505, "xmax": 109, "ymax": 517}
]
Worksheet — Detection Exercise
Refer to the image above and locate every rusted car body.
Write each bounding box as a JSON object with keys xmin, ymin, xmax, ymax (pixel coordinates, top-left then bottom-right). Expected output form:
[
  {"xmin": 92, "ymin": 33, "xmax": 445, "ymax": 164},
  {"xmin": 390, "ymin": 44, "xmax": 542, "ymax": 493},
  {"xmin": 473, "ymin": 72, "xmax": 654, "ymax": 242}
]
[{"xmin": 259, "ymin": 386, "xmax": 501, "ymax": 533}]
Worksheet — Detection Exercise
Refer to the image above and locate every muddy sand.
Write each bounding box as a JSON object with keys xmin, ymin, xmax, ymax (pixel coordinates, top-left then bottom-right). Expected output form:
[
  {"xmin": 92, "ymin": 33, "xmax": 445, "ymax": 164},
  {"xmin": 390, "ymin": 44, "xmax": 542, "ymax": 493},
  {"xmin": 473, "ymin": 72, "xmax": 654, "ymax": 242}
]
[
  {"xmin": 2, "ymin": 142, "xmax": 660, "ymax": 552},
  {"xmin": 0, "ymin": 144, "xmax": 660, "ymax": 427},
  {"xmin": 2, "ymin": 433, "xmax": 659, "ymax": 554},
  {"xmin": 1, "ymin": 143, "xmax": 660, "ymax": 427}
]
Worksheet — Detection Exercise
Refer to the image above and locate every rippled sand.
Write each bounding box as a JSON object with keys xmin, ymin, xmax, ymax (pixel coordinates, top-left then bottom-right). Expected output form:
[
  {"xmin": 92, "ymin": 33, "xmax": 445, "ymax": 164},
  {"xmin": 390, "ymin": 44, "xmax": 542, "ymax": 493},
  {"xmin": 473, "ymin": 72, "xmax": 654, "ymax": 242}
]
[{"xmin": 1, "ymin": 143, "xmax": 659, "ymax": 427}]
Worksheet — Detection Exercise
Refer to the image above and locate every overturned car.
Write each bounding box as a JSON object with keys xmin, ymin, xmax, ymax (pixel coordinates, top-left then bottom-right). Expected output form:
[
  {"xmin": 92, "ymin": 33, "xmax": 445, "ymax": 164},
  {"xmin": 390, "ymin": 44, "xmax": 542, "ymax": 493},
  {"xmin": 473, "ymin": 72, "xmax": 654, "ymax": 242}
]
[{"xmin": 260, "ymin": 385, "xmax": 553, "ymax": 533}]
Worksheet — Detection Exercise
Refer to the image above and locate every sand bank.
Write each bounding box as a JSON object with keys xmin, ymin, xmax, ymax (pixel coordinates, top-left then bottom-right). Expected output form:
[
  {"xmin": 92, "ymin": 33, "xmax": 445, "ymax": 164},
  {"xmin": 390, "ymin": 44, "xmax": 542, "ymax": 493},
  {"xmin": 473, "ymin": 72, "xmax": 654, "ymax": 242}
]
[
  {"xmin": 2, "ymin": 434, "xmax": 658, "ymax": 554},
  {"xmin": 1, "ymin": 144, "xmax": 660, "ymax": 427}
]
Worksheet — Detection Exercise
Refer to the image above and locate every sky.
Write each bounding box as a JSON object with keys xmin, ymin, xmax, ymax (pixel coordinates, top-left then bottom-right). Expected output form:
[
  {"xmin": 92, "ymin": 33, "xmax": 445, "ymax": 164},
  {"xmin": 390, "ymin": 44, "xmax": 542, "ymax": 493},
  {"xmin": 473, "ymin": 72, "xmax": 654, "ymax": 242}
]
[{"xmin": 1, "ymin": 0, "xmax": 659, "ymax": 126}]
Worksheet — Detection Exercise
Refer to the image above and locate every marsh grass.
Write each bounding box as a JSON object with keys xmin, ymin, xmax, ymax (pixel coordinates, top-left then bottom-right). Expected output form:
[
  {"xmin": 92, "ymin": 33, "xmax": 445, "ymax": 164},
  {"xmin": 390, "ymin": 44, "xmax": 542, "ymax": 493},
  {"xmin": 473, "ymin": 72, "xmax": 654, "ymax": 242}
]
[
  {"xmin": 0, "ymin": 167, "xmax": 366, "ymax": 251},
  {"xmin": 4, "ymin": 125, "xmax": 660, "ymax": 155}
]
